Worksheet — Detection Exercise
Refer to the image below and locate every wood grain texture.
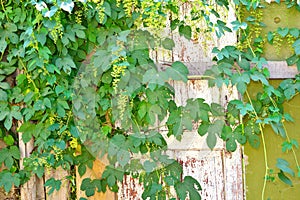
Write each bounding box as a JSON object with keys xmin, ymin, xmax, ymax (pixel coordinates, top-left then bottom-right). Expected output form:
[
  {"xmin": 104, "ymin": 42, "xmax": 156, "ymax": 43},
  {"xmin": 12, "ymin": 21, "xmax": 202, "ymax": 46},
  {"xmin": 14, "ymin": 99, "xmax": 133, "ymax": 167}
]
[
  {"xmin": 19, "ymin": 136, "xmax": 38, "ymax": 200},
  {"xmin": 118, "ymin": 1, "xmax": 244, "ymax": 198},
  {"xmin": 45, "ymin": 167, "xmax": 70, "ymax": 200},
  {"xmin": 76, "ymin": 158, "xmax": 117, "ymax": 200},
  {"xmin": 158, "ymin": 61, "xmax": 298, "ymax": 79},
  {"xmin": 119, "ymin": 80, "xmax": 243, "ymax": 200}
]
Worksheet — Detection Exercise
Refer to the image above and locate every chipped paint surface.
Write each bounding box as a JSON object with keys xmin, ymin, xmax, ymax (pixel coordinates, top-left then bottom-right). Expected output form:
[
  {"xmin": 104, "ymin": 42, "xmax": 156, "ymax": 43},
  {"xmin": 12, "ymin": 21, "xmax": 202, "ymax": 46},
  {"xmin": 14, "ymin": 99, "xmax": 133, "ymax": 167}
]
[
  {"xmin": 119, "ymin": 2, "xmax": 243, "ymax": 198},
  {"xmin": 119, "ymin": 80, "xmax": 244, "ymax": 199},
  {"xmin": 119, "ymin": 175, "xmax": 143, "ymax": 200}
]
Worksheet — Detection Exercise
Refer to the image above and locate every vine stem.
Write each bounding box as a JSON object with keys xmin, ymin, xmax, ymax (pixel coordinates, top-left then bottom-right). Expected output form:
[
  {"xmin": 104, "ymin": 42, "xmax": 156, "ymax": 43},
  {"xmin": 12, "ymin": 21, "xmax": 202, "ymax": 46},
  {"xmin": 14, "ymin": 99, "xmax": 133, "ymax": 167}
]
[
  {"xmin": 282, "ymin": 124, "xmax": 300, "ymax": 168},
  {"xmin": 0, "ymin": 52, "xmax": 4, "ymax": 61},
  {"xmin": 245, "ymin": 90, "xmax": 269, "ymax": 200},
  {"xmin": 234, "ymin": 64, "xmax": 269, "ymax": 200},
  {"xmin": 1, "ymin": 0, "xmax": 10, "ymax": 22},
  {"xmin": 19, "ymin": 58, "xmax": 40, "ymax": 95},
  {"xmin": 269, "ymin": 97, "xmax": 300, "ymax": 170},
  {"xmin": 235, "ymin": 7, "xmax": 269, "ymax": 198}
]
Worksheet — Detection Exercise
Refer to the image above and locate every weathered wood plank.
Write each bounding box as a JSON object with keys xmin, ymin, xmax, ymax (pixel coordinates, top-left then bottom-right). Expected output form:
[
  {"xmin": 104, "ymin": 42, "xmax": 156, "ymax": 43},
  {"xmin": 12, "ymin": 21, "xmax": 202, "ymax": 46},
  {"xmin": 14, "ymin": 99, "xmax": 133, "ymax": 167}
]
[
  {"xmin": 119, "ymin": 79, "xmax": 243, "ymax": 199},
  {"xmin": 168, "ymin": 150, "xmax": 226, "ymax": 200},
  {"xmin": 223, "ymin": 146, "xmax": 244, "ymax": 200},
  {"xmin": 118, "ymin": 175, "xmax": 143, "ymax": 200},
  {"xmin": 263, "ymin": 61, "xmax": 298, "ymax": 79},
  {"xmin": 45, "ymin": 167, "xmax": 69, "ymax": 200},
  {"xmin": 119, "ymin": 2, "xmax": 245, "ymax": 199},
  {"xmin": 76, "ymin": 158, "xmax": 116, "ymax": 200},
  {"xmin": 158, "ymin": 61, "xmax": 299, "ymax": 79},
  {"xmin": 19, "ymin": 136, "xmax": 38, "ymax": 200}
]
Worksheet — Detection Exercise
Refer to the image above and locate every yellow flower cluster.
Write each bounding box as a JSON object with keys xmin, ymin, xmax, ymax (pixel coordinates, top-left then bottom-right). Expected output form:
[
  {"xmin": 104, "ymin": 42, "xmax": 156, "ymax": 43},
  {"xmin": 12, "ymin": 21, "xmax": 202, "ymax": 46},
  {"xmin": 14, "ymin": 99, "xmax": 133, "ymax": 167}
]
[
  {"xmin": 272, "ymin": 32, "xmax": 283, "ymax": 55},
  {"xmin": 70, "ymin": 137, "xmax": 81, "ymax": 156},
  {"xmin": 110, "ymin": 54, "xmax": 129, "ymax": 120},
  {"xmin": 53, "ymin": 146, "xmax": 63, "ymax": 161},
  {"xmin": 111, "ymin": 65, "xmax": 126, "ymax": 91},
  {"xmin": 111, "ymin": 56, "xmax": 127, "ymax": 92},
  {"xmin": 96, "ymin": 4, "xmax": 105, "ymax": 23},
  {"xmin": 139, "ymin": 0, "xmax": 166, "ymax": 32},
  {"xmin": 117, "ymin": 93, "xmax": 128, "ymax": 121},
  {"xmin": 87, "ymin": 0, "xmax": 105, "ymax": 23},
  {"xmin": 31, "ymin": 157, "xmax": 51, "ymax": 173},
  {"xmin": 50, "ymin": 12, "xmax": 63, "ymax": 44},
  {"xmin": 250, "ymin": 9, "xmax": 263, "ymax": 38},
  {"xmin": 122, "ymin": 0, "xmax": 138, "ymax": 16},
  {"xmin": 75, "ymin": 10, "xmax": 83, "ymax": 24},
  {"xmin": 185, "ymin": 1, "xmax": 216, "ymax": 48},
  {"xmin": 237, "ymin": 7, "xmax": 264, "ymax": 51}
]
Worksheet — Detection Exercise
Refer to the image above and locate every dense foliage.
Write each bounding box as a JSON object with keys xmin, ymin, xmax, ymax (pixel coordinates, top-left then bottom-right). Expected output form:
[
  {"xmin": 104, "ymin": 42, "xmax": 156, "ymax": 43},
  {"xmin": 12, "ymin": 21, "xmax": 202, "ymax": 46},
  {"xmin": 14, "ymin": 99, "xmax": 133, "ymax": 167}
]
[{"xmin": 0, "ymin": 0, "xmax": 299, "ymax": 199}]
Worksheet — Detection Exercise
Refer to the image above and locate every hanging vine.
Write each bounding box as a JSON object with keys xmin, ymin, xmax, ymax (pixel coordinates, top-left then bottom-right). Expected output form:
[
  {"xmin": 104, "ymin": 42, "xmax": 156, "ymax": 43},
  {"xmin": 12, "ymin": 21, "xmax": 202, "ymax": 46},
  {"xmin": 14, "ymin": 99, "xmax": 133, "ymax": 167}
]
[{"xmin": 0, "ymin": 0, "xmax": 300, "ymax": 199}]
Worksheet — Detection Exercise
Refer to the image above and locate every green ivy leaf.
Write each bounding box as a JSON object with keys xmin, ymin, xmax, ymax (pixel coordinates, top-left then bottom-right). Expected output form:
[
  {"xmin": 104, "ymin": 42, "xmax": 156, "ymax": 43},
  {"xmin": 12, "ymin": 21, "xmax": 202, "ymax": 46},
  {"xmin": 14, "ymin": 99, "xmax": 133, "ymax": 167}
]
[
  {"xmin": 175, "ymin": 176, "xmax": 201, "ymax": 200},
  {"xmin": 286, "ymin": 54, "xmax": 299, "ymax": 66},
  {"xmin": 0, "ymin": 37, "xmax": 7, "ymax": 53},
  {"xmin": 226, "ymin": 137, "xmax": 237, "ymax": 152},
  {"xmin": 18, "ymin": 121, "xmax": 36, "ymax": 143},
  {"xmin": 284, "ymin": 113, "xmax": 294, "ymax": 122},
  {"xmin": 267, "ymin": 31, "xmax": 274, "ymax": 43},
  {"xmin": 170, "ymin": 19, "xmax": 181, "ymax": 30},
  {"xmin": 167, "ymin": 108, "xmax": 193, "ymax": 140},
  {"xmin": 93, "ymin": 50, "xmax": 111, "ymax": 71},
  {"xmin": 215, "ymin": 20, "xmax": 232, "ymax": 38},
  {"xmin": 270, "ymin": 122, "xmax": 286, "ymax": 138},
  {"xmin": 207, "ymin": 131, "xmax": 217, "ymax": 150},
  {"xmin": 80, "ymin": 178, "xmax": 95, "ymax": 197},
  {"xmin": 248, "ymin": 134, "xmax": 260, "ymax": 149},
  {"xmin": 281, "ymin": 141, "xmax": 293, "ymax": 153},
  {"xmin": 55, "ymin": 56, "xmax": 76, "ymax": 75},
  {"xmin": 0, "ymin": 82, "xmax": 10, "ymax": 90},
  {"xmin": 162, "ymin": 38, "xmax": 175, "ymax": 50},
  {"xmin": 278, "ymin": 171, "xmax": 293, "ymax": 186},
  {"xmin": 293, "ymin": 39, "xmax": 300, "ymax": 55},
  {"xmin": 210, "ymin": 103, "xmax": 225, "ymax": 116},
  {"xmin": 230, "ymin": 100, "xmax": 253, "ymax": 116},
  {"xmin": 117, "ymin": 150, "xmax": 130, "ymax": 168},
  {"xmin": 78, "ymin": 164, "xmax": 86, "ymax": 177},
  {"xmin": 103, "ymin": 1, "xmax": 111, "ymax": 17},
  {"xmin": 237, "ymin": 59, "xmax": 250, "ymax": 70},
  {"xmin": 179, "ymin": 25, "xmax": 192, "ymax": 40},
  {"xmin": 0, "ymin": 146, "xmax": 20, "ymax": 169},
  {"xmin": 142, "ymin": 182, "xmax": 163, "ymax": 199},
  {"xmin": 3, "ymin": 135, "xmax": 14, "ymax": 146},
  {"xmin": 44, "ymin": 178, "xmax": 62, "ymax": 195},
  {"xmin": 197, "ymin": 122, "xmax": 210, "ymax": 136},
  {"xmin": 290, "ymin": 28, "xmax": 300, "ymax": 38},
  {"xmin": 208, "ymin": 120, "xmax": 224, "ymax": 136},
  {"xmin": 290, "ymin": 139, "xmax": 299, "ymax": 149},
  {"xmin": 276, "ymin": 158, "xmax": 295, "ymax": 177},
  {"xmin": 143, "ymin": 160, "xmax": 157, "ymax": 173},
  {"xmin": 0, "ymin": 171, "xmax": 20, "ymax": 193},
  {"xmin": 231, "ymin": 20, "xmax": 247, "ymax": 31},
  {"xmin": 73, "ymin": 24, "xmax": 86, "ymax": 39},
  {"xmin": 0, "ymin": 89, "xmax": 7, "ymax": 101},
  {"xmin": 102, "ymin": 165, "xmax": 124, "ymax": 187},
  {"xmin": 16, "ymin": 74, "xmax": 27, "ymax": 85},
  {"xmin": 185, "ymin": 98, "xmax": 210, "ymax": 121},
  {"xmin": 4, "ymin": 115, "xmax": 12, "ymax": 130},
  {"xmin": 143, "ymin": 69, "xmax": 166, "ymax": 89},
  {"xmin": 166, "ymin": 61, "xmax": 189, "ymax": 82},
  {"xmin": 250, "ymin": 71, "xmax": 269, "ymax": 85},
  {"xmin": 277, "ymin": 27, "xmax": 289, "ymax": 37}
]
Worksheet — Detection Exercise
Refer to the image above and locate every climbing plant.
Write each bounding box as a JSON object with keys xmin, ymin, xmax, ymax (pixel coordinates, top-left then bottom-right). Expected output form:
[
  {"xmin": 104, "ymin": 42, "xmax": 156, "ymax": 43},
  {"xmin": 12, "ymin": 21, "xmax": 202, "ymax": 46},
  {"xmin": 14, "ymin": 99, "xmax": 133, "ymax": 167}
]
[{"xmin": 0, "ymin": 0, "xmax": 299, "ymax": 199}]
